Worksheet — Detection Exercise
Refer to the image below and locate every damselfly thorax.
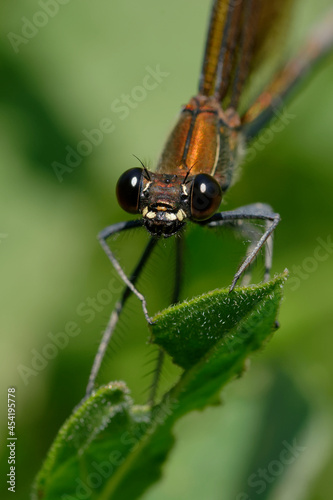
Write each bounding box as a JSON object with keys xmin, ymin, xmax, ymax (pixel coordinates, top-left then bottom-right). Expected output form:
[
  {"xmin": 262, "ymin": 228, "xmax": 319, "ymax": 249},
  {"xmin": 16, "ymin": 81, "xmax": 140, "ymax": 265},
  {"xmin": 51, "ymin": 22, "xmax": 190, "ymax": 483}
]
[{"xmin": 116, "ymin": 95, "xmax": 243, "ymax": 237}]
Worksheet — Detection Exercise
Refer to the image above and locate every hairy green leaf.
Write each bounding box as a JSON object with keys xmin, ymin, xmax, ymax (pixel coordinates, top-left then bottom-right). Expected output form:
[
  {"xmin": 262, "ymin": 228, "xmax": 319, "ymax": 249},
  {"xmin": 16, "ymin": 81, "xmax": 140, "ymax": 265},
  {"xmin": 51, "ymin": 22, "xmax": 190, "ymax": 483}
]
[{"xmin": 33, "ymin": 272, "xmax": 287, "ymax": 500}]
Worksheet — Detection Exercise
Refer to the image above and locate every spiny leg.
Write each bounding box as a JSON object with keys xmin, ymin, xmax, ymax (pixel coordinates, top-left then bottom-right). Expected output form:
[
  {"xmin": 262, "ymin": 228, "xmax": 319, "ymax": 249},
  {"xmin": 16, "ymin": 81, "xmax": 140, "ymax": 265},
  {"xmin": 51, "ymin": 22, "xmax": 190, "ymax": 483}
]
[
  {"xmin": 147, "ymin": 235, "xmax": 184, "ymax": 406},
  {"xmin": 237, "ymin": 219, "xmax": 273, "ymax": 286},
  {"xmin": 263, "ymin": 220, "xmax": 274, "ymax": 282},
  {"xmin": 207, "ymin": 203, "xmax": 280, "ymax": 291},
  {"xmin": 98, "ymin": 220, "xmax": 153, "ymax": 324},
  {"xmin": 219, "ymin": 218, "xmax": 270, "ymax": 287},
  {"xmin": 86, "ymin": 220, "xmax": 157, "ymax": 396}
]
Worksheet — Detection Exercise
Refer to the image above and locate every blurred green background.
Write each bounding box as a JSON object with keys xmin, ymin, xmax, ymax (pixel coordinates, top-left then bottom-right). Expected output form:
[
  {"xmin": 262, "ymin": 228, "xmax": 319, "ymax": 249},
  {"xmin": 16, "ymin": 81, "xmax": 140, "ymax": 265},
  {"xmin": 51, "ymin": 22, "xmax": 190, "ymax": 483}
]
[{"xmin": 1, "ymin": 0, "xmax": 333, "ymax": 498}]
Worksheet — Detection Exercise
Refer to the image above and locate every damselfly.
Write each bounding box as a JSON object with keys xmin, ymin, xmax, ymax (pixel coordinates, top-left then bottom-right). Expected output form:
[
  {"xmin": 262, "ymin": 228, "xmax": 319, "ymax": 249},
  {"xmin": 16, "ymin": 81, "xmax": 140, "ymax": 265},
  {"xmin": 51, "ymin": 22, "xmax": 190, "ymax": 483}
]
[{"xmin": 86, "ymin": 0, "xmax": 333, "ymax": 400}]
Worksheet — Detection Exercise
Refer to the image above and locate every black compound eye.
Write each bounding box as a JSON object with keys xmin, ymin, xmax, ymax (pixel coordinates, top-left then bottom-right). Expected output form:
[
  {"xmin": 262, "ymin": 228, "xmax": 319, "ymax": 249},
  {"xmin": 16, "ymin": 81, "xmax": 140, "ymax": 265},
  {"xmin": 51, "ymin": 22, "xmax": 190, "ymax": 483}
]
[
  {"xmin": 190, "ymin": 173, "xmax": 222, "ymax": 221},
  {"xmin": 116, "ymin": 168, "xmax": 143, "ymax": 214}
]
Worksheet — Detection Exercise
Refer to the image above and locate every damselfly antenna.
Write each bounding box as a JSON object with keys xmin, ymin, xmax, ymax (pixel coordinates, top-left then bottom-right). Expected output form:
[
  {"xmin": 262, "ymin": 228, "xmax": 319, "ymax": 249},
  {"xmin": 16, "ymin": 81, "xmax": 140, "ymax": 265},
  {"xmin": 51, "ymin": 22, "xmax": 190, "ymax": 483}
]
[
  {"xmin": 132, "ymin": 154, "xmax": 151, "ymax": 180},
  {"xmin": 183, "ymin": 161, "xmax": 198, "ymax": 184}
]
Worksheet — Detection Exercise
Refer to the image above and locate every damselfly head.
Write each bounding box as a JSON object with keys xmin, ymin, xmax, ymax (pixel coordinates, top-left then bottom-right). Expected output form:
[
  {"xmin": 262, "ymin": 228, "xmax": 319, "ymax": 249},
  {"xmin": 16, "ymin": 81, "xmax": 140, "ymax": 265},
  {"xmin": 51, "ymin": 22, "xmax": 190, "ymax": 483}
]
[
  {"xmin": 140, "ymin": 172, "xmax": 189, "ymax": 237},
  {"xmin": 116, "ymin": 168, "xmax": 222, "ymax": 237}
]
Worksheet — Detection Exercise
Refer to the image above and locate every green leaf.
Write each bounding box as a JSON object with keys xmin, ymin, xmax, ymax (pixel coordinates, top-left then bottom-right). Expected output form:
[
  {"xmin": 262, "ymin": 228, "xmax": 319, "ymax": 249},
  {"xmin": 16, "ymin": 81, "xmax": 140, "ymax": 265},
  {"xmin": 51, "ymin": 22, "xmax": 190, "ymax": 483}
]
[
  {"xmin": 151, "ymin": 271, "xmax": 287, "ymax": 415},
  {"xmin": 32, "ymin": 382, "xmax": 152, "ymax": 500},
  {"xmin": 33, "ymin": 272, "xmax": 287, "ymax": 500}
]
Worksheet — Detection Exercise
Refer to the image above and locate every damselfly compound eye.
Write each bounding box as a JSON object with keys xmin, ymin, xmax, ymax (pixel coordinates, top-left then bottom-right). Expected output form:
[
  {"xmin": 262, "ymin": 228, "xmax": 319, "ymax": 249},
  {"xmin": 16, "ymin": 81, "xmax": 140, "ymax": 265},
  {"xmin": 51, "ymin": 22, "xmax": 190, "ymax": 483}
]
[
  {"xmin": 116, "ymin": 168, "xmax": 143, "ymax": 214},
  {"xmin": 190, "ymin": 173, "xmax": 222, "ymax": 221}
]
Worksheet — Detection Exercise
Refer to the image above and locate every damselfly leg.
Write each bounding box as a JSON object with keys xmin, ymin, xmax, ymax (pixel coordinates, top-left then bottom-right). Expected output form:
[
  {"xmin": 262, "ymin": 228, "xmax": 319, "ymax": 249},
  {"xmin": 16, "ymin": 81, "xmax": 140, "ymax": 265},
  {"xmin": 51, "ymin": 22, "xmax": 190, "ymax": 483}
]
[
  {"xmin": 86, "ymin": 224, "xmax": 184, "ymax": 401},
  {"xmin": 85, "ymin": 223, "xmax": 156, "ymax": 397},
  {"xmin": 207, "ymin": 204, "xmax": 280, "ymax": 291},
  {"xmin": 213, "ymin": 212, "xmax": 274, "ymax": 287},
  {"xmin": 98, "ymin": 220, "xmax": 152, "ymax": 324}
]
